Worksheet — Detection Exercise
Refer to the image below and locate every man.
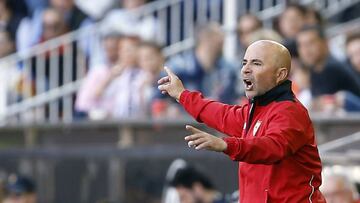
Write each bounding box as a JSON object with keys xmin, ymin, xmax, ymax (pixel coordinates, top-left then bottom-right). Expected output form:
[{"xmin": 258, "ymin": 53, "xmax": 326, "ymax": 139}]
[
  {"xmin": 277, "ymin": 3, "xmax": 307, "ymax": 57},
  {"xmin": 170, "ymin": 167, "xmax": 227, "ymax": 203},
  {"xmin": 158, "ymin": 40, "xmax": 325, "ymax": 202},
  {"xmin": 321, "ymin": 173, "xmax": 360, "ymax": 203},
  {"xmin": 297, "ymin": 25, "xmax": 360, "ymax": 97},
  {"xmin": 237, "ymin": 14, "xmax": 263, "ymax": 49},
  {"xmin": 278, "ymin": 4, "xmax": 307, "ymax": 40},
  {"xmin": 137, "ymin": 41, "xmax": 166, "ymax": 117}
]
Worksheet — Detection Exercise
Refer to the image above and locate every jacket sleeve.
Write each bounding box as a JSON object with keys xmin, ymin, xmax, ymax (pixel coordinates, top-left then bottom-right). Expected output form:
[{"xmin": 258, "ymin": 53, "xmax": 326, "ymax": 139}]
[
  {"xmin": 223, "ymin": 104, "xmax": 312, "ymax": 164},
  {"xmin": 179, "ymin": 90, "xmax": 246, "ymax": 137}
]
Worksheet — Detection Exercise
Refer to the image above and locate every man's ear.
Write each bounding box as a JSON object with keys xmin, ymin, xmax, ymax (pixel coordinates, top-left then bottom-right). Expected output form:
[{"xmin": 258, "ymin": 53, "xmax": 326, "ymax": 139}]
[{"xmin": 276, "ymin": 67, "xmax": 288, "ymax": 83}]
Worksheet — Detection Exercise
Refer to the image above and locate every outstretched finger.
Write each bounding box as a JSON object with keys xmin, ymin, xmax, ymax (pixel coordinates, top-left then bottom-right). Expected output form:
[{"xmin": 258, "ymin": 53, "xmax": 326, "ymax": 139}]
[
  {"xmin": 157, "ymin": 76, "xmax": 170, "ymax": 85},
  {"xmin": 195, "ymin": 141, "xmax": 210, "ymax": 150},
  {"xmin": 188, "ymin": 137, "xmax": 207, "ymax": 147},
  {"xmin": 185, "ymin": 125, "xmax": 203, "ymax": 134},
  {"xmin": 164, "ymin": 66, "xmax": 177, "ymax": 79},
  {"xmin": 184, "ymin": 133, "xmax": 204, "ymax": 141},
  {"xmin": 158, "ymin": 83, "xmax": 169, "ymax": 91}
]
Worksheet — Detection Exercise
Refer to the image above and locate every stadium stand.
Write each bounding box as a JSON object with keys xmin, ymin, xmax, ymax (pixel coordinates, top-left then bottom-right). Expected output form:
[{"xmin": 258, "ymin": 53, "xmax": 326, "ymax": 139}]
[{"xmin": 0, "ymin": 0, "xmax": 360, "ymax": 202}]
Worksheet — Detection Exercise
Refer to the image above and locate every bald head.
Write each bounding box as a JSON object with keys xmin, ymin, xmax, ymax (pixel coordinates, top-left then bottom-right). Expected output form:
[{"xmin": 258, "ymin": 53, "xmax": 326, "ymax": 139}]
[
  {"xmin": 249, "ymin": 40, "xmax": 292, "ymax": 77},
  {"xmin": 241, "ymin": 40, "xmax": 292, "ymax": 98}
]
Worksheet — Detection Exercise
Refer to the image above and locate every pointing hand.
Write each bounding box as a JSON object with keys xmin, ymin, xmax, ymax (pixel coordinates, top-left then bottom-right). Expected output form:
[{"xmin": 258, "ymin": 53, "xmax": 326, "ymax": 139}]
[
  {"xmin": 157, "ymin": 66, "xmax": 185, "ymax": 102},
  {"xmin": 185, "ymin": 125, "xmax": 227, "ymax": 152}
]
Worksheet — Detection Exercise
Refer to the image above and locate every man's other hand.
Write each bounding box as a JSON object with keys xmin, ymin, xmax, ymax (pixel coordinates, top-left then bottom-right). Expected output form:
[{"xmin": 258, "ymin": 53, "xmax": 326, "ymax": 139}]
[
  {"xmin": 157, "ymin": 66, "xmax": 185, "ymax": 101},
  {"xmin": 185, "ymin": 125, "xmax": 227, "ymax": 152}
]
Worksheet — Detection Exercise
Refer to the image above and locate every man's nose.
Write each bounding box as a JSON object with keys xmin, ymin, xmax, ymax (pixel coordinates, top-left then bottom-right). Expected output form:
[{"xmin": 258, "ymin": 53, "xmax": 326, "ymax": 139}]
[{"xmin": 241, "ymin": 64, "xmax": 251, "ymax": 75}]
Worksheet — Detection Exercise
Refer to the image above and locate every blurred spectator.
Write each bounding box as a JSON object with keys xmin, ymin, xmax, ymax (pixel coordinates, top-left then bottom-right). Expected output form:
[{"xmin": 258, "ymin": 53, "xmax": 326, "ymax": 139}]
[
  {"xmin": 101, "ymin": 0, "xmax": 159, "ymax": 41},
  {"xmin": 137, "ymin": 41, "xmax": 165, "ymax": 117},
  {"xmin": 0, "ymin": 30, "xmax": 15, "ymax": 58},
  {"xmin": 101, "ymin": 33, "xmax": 122, "ymax": 68},
  {"xmin": 170, "ymin": 166, "xmax": 228, "ymax": 203},
  {"xmin": 75, "ymin": 32, "xmax": 122, "ymax": 118},
  {"xmin": 76, "ymin": 35, "xmax": 146, "ymax": 119},
  {"xmin": 40, "ymin": 8, "xmax": 68, "ymax": 42},
  {"xmin": 279, "ymin": 4, "xmax": 307, "ymax": 39},
  {"xmin": 277, "ymin": 3, "xmax": 307, "ymax": 57},
  {"xmin": 163, "ymin": 159, "xmax": 188, "ymax": 203},
  {"xmin": 50, "ymin": 0, "xmax": 88, "ymax": 31},
  {"xmin": 345, "ymin": 32, "xmax": 360, "ymax": 86},
  {"xmin": 321, "ymin": 173, "xmax": 360, "ymax": 203},
  {"xmin": 0, "ymin": 30, "xmax": 17, "ymax": 117},
  {"xmin": 156, "ymin": 23, "xmax": 238, "ymax": 118},
  {"xmin": 17, "ymin": 0, "xmax": 89, "ymax": 52},
  {"xmin": 297, "ymin": 25, "xmax": 360, "ymax": 99},
  {"xmin": 305, "ymin": 7, "xmax": 324, "ymax": 27},
  {"xmin": 166, "ymin": 23, "xmax": 238, "ymax": 104},
  {"xmin": 19, "ymin": 8, "xmax": 81, "ymax": 118},
  {"xmin": 3, "ymin": 174, "xmax": 36, "ymax": 203},
  {"xmin": 106, "ymin": 36, "xmax": 147, "ymax": 118},
  {"xmin": 27, "ymin": 8, "xmax": 69, "ymax": 95},
  {"xmin": 236, "ymin": 14, "xmax": 263, "ymax": 53},
  {"xmin": 290, "ymin": 58, "xmax": 312, "ymax": 108},
  {"xmin": 0, "ymin": 0, "xmax": 26, "ymax": 41}
]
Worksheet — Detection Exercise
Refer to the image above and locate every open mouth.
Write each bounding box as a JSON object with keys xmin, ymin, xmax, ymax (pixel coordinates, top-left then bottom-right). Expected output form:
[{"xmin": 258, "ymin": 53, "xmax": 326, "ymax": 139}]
[{"xmin": 243, "ymin": 79, "xmax": 254, "ymax": 91}]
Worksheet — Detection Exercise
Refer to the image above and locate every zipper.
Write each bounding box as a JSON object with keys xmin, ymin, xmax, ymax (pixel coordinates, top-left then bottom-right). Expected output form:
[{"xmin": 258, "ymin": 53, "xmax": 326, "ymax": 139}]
[
  {"xmin": 246, "ymin": 98, "xmax": 256, "ymax": 133},
  {"xmin": 308, "ymin": 175, "xmax": 314, "ymax": 203}
]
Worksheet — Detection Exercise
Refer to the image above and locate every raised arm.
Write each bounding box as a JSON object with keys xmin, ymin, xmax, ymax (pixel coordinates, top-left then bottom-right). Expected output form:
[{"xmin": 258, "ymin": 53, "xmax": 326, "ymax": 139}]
[{"xmin": 158, "ymin": 67, "xmax": 246, "ymax": 137}]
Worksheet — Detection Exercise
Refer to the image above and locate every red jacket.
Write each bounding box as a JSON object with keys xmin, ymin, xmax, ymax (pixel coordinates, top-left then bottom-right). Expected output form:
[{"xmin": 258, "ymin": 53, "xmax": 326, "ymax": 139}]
[{"xmin": 179, "ymin": 80, "xmax": 326, "ymax": 203}]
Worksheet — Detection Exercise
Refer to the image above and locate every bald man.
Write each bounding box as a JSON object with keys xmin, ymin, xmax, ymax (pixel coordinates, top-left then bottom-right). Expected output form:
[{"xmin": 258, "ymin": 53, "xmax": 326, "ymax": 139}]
[{"xmin": 158, "ymin": 40, "xmax": 326, "ymax": 202}]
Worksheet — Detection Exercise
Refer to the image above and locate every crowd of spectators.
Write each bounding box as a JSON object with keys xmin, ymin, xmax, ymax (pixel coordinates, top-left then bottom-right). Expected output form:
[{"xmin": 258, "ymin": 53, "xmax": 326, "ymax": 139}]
[
  {"xmin": 0, "ymin": 0, "xmax": 360, "ymax": 120},
  {"xmin": 75, "ymin": 1, "xmax": 360, "ymax": 120},
  {"xmin": 0, "ymin": 2, "xmax": 360, "ymax": 202},
  {"xmin": 0, "ymin": 0, "xmax": 158, "ymax": 59}
]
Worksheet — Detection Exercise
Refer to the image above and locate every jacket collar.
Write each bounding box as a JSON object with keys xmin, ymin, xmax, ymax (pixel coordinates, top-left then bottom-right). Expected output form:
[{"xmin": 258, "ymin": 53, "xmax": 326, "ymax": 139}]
[{"xmin": 251, "ymin": 80, "xmax": 295, "ymax": 106}]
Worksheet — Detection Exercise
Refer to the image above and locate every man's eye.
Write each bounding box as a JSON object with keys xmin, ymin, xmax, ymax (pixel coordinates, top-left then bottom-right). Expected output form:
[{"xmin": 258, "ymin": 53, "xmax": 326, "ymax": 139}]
[
  {"xmin": 254, "ymin": 63, "xmax": 261, "ymax": 66},
  {"xmin": 242, "ymin": 62, "xmax": 247, "ymax": 66}
]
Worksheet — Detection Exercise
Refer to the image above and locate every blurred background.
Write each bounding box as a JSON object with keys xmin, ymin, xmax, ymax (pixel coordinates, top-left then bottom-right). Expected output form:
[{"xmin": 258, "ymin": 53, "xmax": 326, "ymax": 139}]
[{"xmin": 0, "ymin": 0, "xmax": 360, "ymax": 202}]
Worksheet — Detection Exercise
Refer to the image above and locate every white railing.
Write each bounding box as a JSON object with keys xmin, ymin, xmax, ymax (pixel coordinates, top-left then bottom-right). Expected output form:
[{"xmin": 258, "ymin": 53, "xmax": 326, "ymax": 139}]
[
  {"xmin": 0, "ymin": 25, "xmax": 93, "ymax": 124},
  {"xmin": 319, "ymin": 131, "xmax": 360, "ymax": 164},
  {"xmin": 0, "ymin": 0, "xmax": 359, "ymax": 125}
]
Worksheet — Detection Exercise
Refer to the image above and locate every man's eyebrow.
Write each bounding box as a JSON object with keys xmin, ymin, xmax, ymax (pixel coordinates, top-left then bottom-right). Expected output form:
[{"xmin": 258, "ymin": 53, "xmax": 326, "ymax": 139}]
[
  {"xmin": 251, "ymin": 59, "xmax": 263, "ymax": 63},
  {"xmin": 242, "ymin": 59, "xmax": 263, "ymax": 63}
]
